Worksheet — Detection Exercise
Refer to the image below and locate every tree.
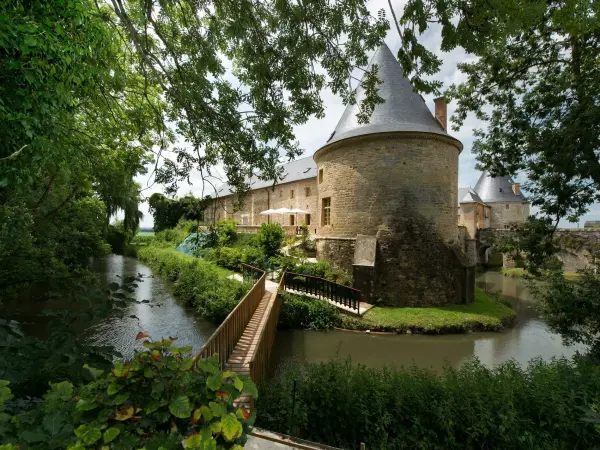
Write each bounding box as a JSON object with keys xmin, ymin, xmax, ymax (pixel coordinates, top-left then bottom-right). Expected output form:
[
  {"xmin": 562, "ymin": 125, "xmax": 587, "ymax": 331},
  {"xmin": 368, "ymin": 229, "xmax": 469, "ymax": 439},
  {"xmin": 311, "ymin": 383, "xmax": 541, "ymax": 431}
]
[
  {"xmin": 0, "ymin": 0, "xmax": 160, "ymax": 293},
  {"xmin": 104, "ymin": 0, "xmax": 389, "ymax": 198},
  {"xmin": 394, "ymin": 0, "xmax": 599, "ymax": 226}
]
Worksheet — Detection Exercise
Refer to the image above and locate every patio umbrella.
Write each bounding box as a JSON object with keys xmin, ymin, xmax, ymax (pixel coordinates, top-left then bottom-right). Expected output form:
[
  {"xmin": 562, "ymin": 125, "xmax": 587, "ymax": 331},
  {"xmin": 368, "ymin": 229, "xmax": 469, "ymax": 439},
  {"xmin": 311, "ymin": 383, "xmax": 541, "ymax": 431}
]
[
  {"xmin": 289, "ymin": 208, "xmax": 309, "ymax": 228},
  {"xmin": 259, "ymin": 207, "xmax": 292, "ymax": 225}
]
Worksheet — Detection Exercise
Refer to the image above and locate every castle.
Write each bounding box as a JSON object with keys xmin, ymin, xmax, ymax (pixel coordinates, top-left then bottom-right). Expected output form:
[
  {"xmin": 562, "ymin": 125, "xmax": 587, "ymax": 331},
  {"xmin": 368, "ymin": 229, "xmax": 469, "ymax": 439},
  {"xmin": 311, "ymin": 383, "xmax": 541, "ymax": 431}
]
[
  {"xmin": 458, "ymin": 172, "xmax": 530, "ymax": 239},
  {"xmin": 205, "ymin": 43, "xmax": 527, "ymax": 306}
]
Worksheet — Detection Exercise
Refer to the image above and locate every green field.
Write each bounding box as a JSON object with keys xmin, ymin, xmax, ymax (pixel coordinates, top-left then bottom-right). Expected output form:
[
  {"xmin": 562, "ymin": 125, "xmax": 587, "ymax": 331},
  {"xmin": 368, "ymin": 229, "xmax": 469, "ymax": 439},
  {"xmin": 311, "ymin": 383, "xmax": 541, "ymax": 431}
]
[{"xmin": 137, "ymin": 230, "xmax": 155, "ymax": 236}]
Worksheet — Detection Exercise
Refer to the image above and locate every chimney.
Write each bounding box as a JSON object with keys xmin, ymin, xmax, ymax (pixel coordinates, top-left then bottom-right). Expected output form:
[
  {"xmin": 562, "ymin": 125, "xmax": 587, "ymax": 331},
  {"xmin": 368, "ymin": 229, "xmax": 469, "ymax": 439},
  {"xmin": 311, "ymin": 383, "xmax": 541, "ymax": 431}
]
[
  {"xmin": 512, "ymin": 182, "xmax": 521, "ymax": 195},
  {"xmin": 434, "ymin": 97, "xmax": 447, "ymax": 131}
]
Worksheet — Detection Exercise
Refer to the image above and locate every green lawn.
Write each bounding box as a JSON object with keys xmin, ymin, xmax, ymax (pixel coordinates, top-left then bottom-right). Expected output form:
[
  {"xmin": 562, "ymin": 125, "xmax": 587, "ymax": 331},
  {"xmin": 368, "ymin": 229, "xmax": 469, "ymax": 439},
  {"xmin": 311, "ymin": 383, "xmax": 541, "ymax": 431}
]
[
  {"xmin": 137, "ymin": 230, "xmax": 155, "ymax": 236},
  {"xmin": 502, "ymin": 267, "xmax": 581, "ymax": 280},
  {"xmin": 341, "ymin": 288, "xmax": 516, "ymax": 333}
]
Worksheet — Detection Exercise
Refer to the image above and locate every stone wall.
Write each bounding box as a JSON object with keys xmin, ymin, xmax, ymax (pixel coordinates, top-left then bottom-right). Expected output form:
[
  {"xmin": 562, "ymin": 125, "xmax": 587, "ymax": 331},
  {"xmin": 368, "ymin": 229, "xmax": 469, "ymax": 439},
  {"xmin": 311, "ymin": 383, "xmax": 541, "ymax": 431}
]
[
  {"xmin": 315, "ymin": 237, "xmax": 356, "ymax": 273},
  {"xmin": 488, "ymin": 202, "xmax": 530, "ymax": 228},
  {"xmin": 204, "ymin": 178, "xmax": 319, "ymax": 230},
  {"xmin": 313, "ymin": 133, "xmax": 460, "ymax": 243},
  {"xmin": 312, "ymin": 132, "xmax": 470, "ymax": 306},
  {"xmin": 479, "ymin": 228, "xmax": 600, "ymax": 271}
]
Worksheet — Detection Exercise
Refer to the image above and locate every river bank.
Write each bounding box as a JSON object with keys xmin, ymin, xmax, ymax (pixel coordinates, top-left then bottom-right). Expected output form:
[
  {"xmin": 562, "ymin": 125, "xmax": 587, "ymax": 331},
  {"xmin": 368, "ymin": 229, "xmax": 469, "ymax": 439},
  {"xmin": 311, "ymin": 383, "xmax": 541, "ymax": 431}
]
[{"xmin": 85, "ymin": 255, "xmax": 585, "ymax": 371}]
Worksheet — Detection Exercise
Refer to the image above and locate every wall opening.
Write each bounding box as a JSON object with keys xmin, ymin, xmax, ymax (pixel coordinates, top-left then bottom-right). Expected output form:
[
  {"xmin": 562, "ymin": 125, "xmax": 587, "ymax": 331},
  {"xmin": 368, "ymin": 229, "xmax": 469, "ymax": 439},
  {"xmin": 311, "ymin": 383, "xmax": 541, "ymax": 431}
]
[
  {"xmin": 318, "ymin": 169, "xmax": 323, "ymax": 184},
  {"xmin": 322, "ymin": 197, "xmax": 331, "ymax": 226},
  {"xmin": 290, "ymin": 215, "xmax": 295, "ymax": 226},
  {"xmin": 305, "ymin": 214, "xmax": 311, "ymax": 225}
]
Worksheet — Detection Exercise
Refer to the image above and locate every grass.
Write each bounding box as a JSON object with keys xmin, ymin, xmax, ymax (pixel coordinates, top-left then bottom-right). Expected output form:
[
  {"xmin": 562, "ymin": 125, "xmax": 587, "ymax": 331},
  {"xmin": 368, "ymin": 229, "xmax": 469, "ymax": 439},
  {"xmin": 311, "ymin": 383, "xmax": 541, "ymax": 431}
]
[
  {"xmin": 502, "ymin": 267, "xmax": 581, "ymax": 280},
  {"xmin": 340, "ymin": 288, "xmax": 516, "ymax": 333},
  {"xmin": 137, "ymin": 230, "xmax": 155, "ymax": 236}
]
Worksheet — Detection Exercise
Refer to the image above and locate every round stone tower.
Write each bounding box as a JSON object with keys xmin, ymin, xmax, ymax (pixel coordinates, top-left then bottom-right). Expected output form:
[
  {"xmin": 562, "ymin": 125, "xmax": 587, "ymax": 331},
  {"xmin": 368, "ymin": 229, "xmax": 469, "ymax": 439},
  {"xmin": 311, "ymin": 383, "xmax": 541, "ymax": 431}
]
[{"xmin": 313, "ymin": 43, "xmax": 469, "ymax": 306}]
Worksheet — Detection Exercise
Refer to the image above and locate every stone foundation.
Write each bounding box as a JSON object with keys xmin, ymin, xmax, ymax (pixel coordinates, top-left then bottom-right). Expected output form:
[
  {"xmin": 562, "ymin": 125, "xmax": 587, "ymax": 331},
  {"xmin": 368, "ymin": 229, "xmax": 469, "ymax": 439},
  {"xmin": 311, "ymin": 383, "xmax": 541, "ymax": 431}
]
[{"xmin": 315, "ymin": 236, "xmax": 356, "ymax": 274}]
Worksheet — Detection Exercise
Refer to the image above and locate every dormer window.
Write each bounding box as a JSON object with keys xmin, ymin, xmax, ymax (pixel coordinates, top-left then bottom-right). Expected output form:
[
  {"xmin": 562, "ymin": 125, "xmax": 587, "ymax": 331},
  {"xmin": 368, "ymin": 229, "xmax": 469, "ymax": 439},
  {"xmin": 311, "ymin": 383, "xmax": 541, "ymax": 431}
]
[{"xmin": 499, "ymin": 188, "xmax": 503, "ymax": 193}]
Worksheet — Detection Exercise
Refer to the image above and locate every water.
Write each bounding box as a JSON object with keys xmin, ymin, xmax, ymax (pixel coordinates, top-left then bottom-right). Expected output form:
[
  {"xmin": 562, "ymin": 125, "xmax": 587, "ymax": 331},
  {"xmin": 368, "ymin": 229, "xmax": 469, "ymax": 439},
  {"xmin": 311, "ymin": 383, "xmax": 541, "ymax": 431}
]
[
  {"xmin": 270, "ymin": 271, "xmax": 587, "ymax": 370},
  {"xmin": 64, "ymin": 256, "xmax": 586, "ymax": 368},
  {"xmin": 88, "ymin": 255, "xmax": 216, "ymax": 359}
]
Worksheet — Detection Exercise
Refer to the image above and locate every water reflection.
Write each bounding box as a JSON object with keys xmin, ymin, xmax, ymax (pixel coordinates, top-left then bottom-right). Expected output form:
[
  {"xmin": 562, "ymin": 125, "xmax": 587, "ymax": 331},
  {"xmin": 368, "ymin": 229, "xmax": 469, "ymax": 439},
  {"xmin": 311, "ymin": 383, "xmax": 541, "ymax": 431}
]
[
  {"xmin": 271, "ymin": 271, "xmax": 586, "ymax": 371},
  {"xmin": 89, "ymin": 255, "xmax": 216, "ymax": 359}
]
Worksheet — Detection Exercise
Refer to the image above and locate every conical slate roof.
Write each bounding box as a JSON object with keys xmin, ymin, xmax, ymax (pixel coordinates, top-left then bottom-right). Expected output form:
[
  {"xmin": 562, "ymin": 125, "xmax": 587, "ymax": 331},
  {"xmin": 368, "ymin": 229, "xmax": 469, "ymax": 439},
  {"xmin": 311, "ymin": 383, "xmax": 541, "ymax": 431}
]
[
  {"xmin": 473, "ymin": 171, "xmax": 527, "ymax": 203},
  {"xmin": 327, "ymin": 43, "xmax": 448, "ymax": 144}
]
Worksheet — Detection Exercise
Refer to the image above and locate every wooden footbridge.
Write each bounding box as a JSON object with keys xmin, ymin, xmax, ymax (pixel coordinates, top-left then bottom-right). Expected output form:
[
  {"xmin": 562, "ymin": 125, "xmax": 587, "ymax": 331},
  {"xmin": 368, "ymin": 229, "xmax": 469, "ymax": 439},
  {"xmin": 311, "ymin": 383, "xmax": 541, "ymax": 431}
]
[{"xmin": 196, "ymin": 265, "xmax": 367, "ymax": 386}]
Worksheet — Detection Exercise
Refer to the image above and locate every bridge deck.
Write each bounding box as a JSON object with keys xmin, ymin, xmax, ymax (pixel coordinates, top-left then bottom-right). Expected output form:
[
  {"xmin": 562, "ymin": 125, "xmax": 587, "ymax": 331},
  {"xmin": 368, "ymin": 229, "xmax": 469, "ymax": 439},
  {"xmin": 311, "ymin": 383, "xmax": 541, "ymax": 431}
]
[{"xmin": 226, "ymin": 290, "xmax": 274, "ymax": 376}]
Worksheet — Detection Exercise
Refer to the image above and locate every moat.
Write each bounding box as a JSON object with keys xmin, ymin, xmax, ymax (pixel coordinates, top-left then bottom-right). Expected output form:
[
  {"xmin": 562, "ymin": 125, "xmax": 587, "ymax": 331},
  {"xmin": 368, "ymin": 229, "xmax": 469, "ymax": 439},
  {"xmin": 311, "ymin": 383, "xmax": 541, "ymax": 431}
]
[{"xmin": 84, "ymin": 255, "xmax": 585, "ymax": 370}]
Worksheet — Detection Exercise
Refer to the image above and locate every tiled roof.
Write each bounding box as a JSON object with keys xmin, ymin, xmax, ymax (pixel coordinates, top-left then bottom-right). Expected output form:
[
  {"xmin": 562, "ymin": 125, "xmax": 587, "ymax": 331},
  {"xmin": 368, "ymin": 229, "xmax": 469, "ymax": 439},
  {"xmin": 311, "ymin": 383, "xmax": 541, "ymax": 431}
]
[
  {"xmin": 473, "ymin": 171, "xmax": 527, "ymax": 203},
  {"xmin": 458, "ymin": 187, "xmax": 486, "ymax": 206},
  {"xmin": 211, "ymin": 156, "xmax": 317, "ymax": 198},
  {"xmin": 326, "ymin": 43, "xmax": 448, "ymax": 145}
]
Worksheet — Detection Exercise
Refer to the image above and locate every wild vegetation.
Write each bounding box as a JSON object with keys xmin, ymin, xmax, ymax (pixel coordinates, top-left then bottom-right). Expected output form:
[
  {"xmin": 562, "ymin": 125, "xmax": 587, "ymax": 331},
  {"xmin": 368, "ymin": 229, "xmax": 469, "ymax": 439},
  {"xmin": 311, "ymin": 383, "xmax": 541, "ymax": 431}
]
[
  {"xmin": 257, "ymin": 357, "xmax": 600, "ymax": 449},
  {"xmin": 1, "ymin": 337, "xmax": 257, "ymax": 449}
]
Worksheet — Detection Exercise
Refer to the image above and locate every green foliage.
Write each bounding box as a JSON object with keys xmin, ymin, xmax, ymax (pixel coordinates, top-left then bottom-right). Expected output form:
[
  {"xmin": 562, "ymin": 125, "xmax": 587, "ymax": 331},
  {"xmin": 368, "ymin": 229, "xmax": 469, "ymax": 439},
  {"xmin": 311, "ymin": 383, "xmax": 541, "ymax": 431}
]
[
  {"xmin": 278, "ymin": 259, "xmax": 352, "ymax": 286},
  {"xmin": 257, "ymin": 357, "xmax": 600, "ymax": 449},
  {"xmin": 537, "ymin": 264, "xmax": 600, "ymax": 358},
  {"xmin": 216, "ymin": 247, "xmax": 243, "ymax": 270},
  {"xmin": 149, "ymin": 194, "xmax": 209, "ymax": 233},
  {"xmin": 216, "ymin": 220, "xmax": 238, "ymax": 247},
  {"xmin": 1, "ymin": 338, "xmax": 257, "ymax": 449},
  {"xmin": 105, "ymin": 0, "xmax": 389, "ymax": 198},
  {"xmin": 254, "ymin": 223, "xmax": 286, "ymax": 258},
  {"xmin": 106, "ymin": 220, "xmax": 136, "ymax": 255},
  {"xmin": 0, "ymin": 0, "xmax": 153, "ymax": 295},
  {"xmin": 138, "ymin": 246, "xmax": 250, "ymax": 323},
  {"xmin": 153, "ymin": 220, "xmax": 198, "ymax": 248},
  {"xmin": 278, "ymin": 293, "xmax": 341, "ymax": 330}
]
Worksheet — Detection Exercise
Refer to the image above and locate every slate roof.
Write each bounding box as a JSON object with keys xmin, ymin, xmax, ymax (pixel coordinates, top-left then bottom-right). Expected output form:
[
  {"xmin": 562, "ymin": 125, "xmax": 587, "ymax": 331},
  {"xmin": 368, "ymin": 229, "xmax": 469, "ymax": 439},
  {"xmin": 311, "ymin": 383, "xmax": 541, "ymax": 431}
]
[
  {"xmin": 211, "ymin": 156, "xmax": 317, "ymax": 198},
  {"xmin": 327, "ymin": 43, "xmax": 448, "ymax": 145},
  {"xmin": 458, "ymin": 187, "xmax": 486, "ymax": 206},
  {"xmin": 473, "ymin": 171, "xmax": 527, "ymax": 203}
]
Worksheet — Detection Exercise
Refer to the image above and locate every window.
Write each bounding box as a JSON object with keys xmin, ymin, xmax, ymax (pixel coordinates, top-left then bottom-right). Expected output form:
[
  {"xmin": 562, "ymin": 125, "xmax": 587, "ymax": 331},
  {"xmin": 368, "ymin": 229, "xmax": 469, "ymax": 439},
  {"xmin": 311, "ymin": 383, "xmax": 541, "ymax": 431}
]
[
  {"xmin": 305, "ymin": 186, "xmax": 311, "ymax": 197},
  {"xmin": 506, "ymin": 204, "xmax": 510, "ymax": 210},
  {"xmin": 290, "ymin": 189, "xmax": 295, "ymax": 199},
  {"xmin": 319, "ymin": 169, "xmax": 323, "ymax": 184},
  {"xmin": 499, "ymin": 188, "xmax": 504, "ymax": 193},
  {"xmin": 241, "ymin": 215, "xmax": 249, "ymax": 225},
  {"xmin": 322, "ymin": 197, "xmax": 331, "ymax": 225},
  {"xmin": 485, "ymin": 208, "xmax": 489, "ymax": 218},
  {"xmin": 305, "ymin": 214, "xmax": 311, "ymax": 225},
  {"xmin": 290, "ymin": 215, "xmax": 295, "ymax": 226}
]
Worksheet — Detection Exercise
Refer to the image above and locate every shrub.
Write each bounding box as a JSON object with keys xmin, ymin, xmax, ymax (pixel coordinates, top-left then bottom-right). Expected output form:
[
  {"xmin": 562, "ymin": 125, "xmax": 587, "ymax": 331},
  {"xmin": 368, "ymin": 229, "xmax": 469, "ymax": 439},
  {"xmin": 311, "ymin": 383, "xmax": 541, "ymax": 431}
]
[
  {"xmin": 138, "ymin": 247, "xmax": 250, "ymax": 324},
  {"xmin": 279, "ymin": 259, "xmax": 352, "ymax": 286},
  {"xmin": 106, "ymin": 223, "xmax": 130, "ymax": 254},
  {"xmin": 153, "ymin": 220, "xmax": 196, "ymax": 247},
  {"xmin": 216, "ymin": 219, "xmax": 238, "ymax": 246},
  {"xmin": 2, "ymin": 337, "xmax": 257, "ymax": 449},
  {"xmin": 278, "ymin": 292, "xmax": 340, "ymax": 330},
  {"xmin": 241, "ymin": 246, "xmax": 267, "ymax": 269},
  {"xmin": 257, "ymin": 357, "xmax": 600, "ymax": 450},
  {"xmin": 217, "ymin": 247, "xmax": 243, "ymax": 270},
  {"xmin": 254, "ymin": 223, "xmax": 285, "ymax": 258}
]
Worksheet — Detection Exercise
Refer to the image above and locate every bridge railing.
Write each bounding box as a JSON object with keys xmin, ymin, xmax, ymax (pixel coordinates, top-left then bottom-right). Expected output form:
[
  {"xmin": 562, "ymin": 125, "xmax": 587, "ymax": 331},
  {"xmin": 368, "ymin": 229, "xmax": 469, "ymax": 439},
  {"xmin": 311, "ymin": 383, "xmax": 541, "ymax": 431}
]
[
  {"xmin": 248, "ymin": 275, "xmax": 284, "ymax": 384},
  {"xmin": 282, "ymin": 271, "xmax": 361, "ymax": 312},
  {"xmin": 196, "ymin": 264, "xmax": 266, "ymax": 370}
]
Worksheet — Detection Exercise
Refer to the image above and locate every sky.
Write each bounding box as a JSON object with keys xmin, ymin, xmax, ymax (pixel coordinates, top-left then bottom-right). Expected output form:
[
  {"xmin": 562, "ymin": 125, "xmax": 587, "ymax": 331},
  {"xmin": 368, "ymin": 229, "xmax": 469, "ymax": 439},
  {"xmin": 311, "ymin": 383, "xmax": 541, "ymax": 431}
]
[{"xmin": 135, "ymin": 0, "xmax": 598, "ymax": 229}]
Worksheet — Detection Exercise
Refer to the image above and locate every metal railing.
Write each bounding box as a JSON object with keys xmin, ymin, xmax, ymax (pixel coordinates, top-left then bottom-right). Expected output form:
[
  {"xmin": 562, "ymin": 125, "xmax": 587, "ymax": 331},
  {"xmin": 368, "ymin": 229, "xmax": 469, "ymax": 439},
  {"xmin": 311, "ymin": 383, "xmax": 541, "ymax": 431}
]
[
  {"xmin": 248, "ymin": 276, "xmax": 284, "ymax": 384},
  {"xmin": 241, "ymin": 263, "xmax": 264, "ymax": 284},
  {"xmin": 282, "ymin": 271, "xmax": 361, "ymax": 312},
  {"xmin": 196, "ymin": 266, "xmax": 266, "ymax": 369}
]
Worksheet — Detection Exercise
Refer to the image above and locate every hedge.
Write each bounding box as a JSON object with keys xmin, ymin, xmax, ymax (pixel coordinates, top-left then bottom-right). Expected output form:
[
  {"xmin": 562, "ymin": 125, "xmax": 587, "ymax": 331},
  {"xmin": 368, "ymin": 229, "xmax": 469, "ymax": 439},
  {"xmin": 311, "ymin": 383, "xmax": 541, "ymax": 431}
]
[
  {"xmin": 257, "ymin": 357, "xmax": 600, "ymax": 449},
  {"xmin": 278, "ymin": 292, "xmax": 341, "ymax": 330},
  {"xmin": 137, "ymin": 246, "xmax": 250, "ymax": 323}
]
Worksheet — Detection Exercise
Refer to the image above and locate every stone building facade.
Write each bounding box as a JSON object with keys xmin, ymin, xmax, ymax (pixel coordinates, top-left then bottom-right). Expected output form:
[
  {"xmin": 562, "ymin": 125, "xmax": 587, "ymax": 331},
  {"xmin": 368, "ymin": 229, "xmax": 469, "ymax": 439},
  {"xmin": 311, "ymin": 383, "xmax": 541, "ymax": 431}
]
[
  {"xmin": 206, "ymin": 43, "xmax": 475, "ymax": 307},
  {"xmin": 458, "ymin": 172, "xmax": 530, "ymax": 238}
]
